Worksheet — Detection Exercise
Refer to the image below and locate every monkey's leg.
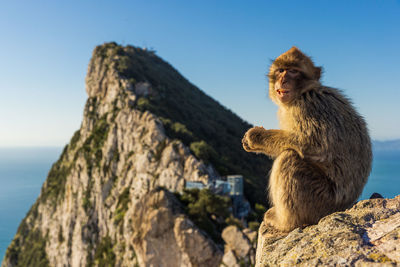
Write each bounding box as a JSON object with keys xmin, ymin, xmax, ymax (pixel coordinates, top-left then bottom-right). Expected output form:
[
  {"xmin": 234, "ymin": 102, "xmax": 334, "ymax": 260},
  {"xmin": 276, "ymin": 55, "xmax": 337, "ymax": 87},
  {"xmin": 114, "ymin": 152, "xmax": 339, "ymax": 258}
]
[{"xmin": 267, "ymin": 150, "xmax": 337, "ymax": 232}]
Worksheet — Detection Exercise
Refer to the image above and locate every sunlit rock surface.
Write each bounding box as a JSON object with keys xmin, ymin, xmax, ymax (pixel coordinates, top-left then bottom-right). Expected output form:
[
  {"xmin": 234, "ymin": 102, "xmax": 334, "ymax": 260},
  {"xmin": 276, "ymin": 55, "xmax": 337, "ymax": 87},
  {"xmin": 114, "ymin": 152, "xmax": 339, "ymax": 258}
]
[
  {"xmin": 2, "ymin": 43, "xmax": 223, "ymax": 267},
  {"xmin": 256, "ymin": 195, "xmax": 400, "ymax": 266}
]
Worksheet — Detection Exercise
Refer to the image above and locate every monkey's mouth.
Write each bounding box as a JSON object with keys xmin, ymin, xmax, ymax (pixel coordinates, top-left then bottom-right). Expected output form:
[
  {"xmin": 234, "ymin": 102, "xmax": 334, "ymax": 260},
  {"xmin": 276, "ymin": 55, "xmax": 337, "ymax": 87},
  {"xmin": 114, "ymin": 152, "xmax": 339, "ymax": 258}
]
[
  {"xmin": 276, "ymin": 89, "xmax": 290, "ymax": 96},
  {"xmin": 276, "ymin": 89, "xmax": 292, "ymax": 102}
]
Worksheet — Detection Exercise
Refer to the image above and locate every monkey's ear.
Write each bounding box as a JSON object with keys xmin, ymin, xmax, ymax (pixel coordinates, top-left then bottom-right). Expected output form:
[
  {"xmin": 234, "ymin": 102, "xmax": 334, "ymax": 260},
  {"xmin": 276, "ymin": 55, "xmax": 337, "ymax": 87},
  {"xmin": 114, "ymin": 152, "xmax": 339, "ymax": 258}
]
[{"xmin": 314, "ymin": 67, "xmax": 322, "ymax": 80}]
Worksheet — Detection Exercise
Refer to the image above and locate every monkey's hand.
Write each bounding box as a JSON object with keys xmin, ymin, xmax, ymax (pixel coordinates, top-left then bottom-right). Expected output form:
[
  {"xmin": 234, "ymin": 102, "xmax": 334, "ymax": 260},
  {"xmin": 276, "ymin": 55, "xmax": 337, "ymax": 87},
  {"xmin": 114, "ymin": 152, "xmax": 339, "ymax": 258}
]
[{"xmin": 242, "ymin": 126, "xmax": 269, "ymax": 153}]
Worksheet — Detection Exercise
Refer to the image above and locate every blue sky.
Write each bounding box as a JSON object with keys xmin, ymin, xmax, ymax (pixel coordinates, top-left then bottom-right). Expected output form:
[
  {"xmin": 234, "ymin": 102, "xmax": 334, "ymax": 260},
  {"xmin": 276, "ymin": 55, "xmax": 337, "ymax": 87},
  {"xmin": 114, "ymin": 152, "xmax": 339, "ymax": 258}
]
[{"xmin": 0, "ymin": 1, "xmax": 399, "ymax": 146}]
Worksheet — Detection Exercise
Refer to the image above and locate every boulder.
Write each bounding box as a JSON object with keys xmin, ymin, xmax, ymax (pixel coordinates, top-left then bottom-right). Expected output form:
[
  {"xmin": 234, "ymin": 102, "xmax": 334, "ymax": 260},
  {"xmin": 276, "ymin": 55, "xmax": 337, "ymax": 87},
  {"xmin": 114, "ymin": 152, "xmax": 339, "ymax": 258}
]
[{"xmin": 221, "ymin": 226, "xmax": 256, "ymax": 266}]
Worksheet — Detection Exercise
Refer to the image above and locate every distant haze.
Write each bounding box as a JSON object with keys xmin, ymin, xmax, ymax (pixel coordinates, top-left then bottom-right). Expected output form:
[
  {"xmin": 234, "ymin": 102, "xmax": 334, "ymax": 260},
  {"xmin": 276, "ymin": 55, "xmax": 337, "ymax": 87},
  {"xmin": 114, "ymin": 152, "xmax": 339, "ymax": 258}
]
[{"xmin": 373, "ymin": 139, "xmax": 400, "ymax": 151}]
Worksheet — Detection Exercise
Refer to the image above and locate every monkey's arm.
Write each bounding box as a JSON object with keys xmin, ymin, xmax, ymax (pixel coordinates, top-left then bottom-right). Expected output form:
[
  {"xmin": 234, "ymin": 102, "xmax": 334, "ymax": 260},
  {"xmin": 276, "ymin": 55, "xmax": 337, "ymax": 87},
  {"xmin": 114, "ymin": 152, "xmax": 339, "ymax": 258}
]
[{"xmin": 242, "ymin": 127, "xmax": 303, "ymax": 158}]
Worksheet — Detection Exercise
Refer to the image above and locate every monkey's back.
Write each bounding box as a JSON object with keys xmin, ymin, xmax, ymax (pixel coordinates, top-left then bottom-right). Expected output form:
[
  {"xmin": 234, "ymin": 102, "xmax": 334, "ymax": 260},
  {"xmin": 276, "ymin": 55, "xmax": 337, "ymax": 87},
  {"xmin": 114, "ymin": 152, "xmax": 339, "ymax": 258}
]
[{"xmin": 288, "ymin": 87, "xmax": 372, "ymax": 207}]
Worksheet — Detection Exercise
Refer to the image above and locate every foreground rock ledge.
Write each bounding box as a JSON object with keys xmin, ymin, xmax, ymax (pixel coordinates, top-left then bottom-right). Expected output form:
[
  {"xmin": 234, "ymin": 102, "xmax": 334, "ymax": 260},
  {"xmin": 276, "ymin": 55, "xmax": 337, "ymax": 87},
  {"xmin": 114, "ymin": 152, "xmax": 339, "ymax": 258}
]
[{"xmin": 255, "ymin": 195, "xmax": 400, "ymax": 266}]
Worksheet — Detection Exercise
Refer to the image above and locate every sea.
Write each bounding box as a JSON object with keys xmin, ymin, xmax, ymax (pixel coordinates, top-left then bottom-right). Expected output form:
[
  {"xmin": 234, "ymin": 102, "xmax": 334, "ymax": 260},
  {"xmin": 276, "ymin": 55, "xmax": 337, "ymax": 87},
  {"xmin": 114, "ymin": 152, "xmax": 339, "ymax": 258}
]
[{"xmin": 0, "ymin": 147, "xmax": 399, "ymax": 262}]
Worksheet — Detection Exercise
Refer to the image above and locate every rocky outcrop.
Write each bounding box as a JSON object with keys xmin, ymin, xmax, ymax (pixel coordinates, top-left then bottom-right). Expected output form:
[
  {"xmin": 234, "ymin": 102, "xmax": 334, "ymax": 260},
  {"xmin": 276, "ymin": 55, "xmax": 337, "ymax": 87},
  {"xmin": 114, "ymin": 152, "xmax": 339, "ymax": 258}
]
[
  {"xmin": 2, "ymin": 43, "xmax": 223, "ymax": 267},
  {"xmin": 221, "ymin": 226, "xmax": 256, "ymax": 266},
  {"xmin": 255, "ymin": 195, "xmax": 400, "ymax": 266},
  {"xmin": 132, "ymin": 189, "xmax": 222, "ymax": 267}
]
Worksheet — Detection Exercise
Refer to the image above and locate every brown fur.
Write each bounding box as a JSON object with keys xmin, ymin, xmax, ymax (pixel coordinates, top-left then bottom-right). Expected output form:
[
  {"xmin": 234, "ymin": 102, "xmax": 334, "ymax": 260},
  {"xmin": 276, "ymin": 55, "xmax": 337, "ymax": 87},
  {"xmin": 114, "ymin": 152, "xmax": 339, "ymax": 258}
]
[{"xmin": 242, "ymin": 47, "xmax": 372, "ymax": 232}]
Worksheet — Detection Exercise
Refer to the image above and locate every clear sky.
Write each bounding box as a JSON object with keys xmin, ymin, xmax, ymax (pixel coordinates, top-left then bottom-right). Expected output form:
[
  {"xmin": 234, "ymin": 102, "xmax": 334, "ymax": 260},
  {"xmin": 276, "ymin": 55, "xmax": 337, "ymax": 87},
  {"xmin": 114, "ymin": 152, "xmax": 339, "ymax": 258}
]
[{"xmin": 1, "ymin": 0, "xmax": 399, "ymax": 147}]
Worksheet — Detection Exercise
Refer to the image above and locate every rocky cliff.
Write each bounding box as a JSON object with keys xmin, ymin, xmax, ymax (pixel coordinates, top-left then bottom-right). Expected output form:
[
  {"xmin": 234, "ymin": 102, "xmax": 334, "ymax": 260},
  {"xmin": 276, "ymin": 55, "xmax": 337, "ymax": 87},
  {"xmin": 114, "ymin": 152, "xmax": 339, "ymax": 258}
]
[{"xmin": 2, "ymin": 43, "xmax": 266, "ymax": 267}]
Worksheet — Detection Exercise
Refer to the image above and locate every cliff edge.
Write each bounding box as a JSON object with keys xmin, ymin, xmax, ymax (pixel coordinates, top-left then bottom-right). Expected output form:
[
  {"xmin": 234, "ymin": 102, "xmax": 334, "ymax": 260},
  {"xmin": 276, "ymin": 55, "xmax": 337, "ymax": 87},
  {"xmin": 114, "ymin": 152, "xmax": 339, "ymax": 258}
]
[{"xmin": 255, "ymin": 195, "xmax": 400, "ymax": 266}]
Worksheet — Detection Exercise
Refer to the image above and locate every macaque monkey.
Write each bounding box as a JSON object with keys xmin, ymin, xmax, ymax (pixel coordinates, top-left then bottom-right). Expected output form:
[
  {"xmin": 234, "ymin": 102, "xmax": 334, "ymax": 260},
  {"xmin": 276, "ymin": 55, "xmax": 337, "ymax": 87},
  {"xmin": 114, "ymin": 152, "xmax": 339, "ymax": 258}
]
[{"xmin": 242, "ymin": 47, "xmax": 372, "ymax": 232}]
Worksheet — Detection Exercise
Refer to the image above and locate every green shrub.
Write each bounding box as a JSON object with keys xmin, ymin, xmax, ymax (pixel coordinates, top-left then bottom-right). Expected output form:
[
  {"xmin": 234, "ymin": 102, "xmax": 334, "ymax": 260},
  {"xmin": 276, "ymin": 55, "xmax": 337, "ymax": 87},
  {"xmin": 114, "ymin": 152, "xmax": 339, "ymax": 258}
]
[
  {"xmin": 117, "ymin": 55, "xmax": 133, "ymax": 74},
  {"xmin": 69, "ymin": 130, "xmax": 81, "ymax": 150},
  {"xmin": 82, "ymin": 179, "xmax": 94, "ymax": 213},
  {"xmin": 93, "ymin": 236, "xmax": 116, "ymax": 267},
  {"xmin": 5, "ymin": 226, "xmax": 49, "ymax": 267},
  {"xmin": 248, "ymin": 221, "xmax": 260, "ymax": 232},
  {"xmin": 114, "ymin": 211, "xmax": 125, "ymax": 225},
  {"xmin": 247, "ymin": 202, "xmax": 267, "ymax": 225},
  {"xmin": 136, "ymin": 97, "xmax": 151, "ymax": 111},
  {"xmin": 190, "ymin": 140, "xmax": 217, "ymax": 164},
  {"xmin": 82, "ymin": 196, "xmax": 92, "ymax": 212},
  {"xmin": 171, "ymin": 122, "xmax": 193, "ymax": 141},
  {"xmin": 114, "ymin": 188, "xmax": 130, "ymax": 225},
  {"xmin": 225, "ymin": 216, "xmax": 243, "ymax": 229},
  {"xmin": 79, "ymin": 114, "xmax": 110, "ymax": 174},
  {"xmin": 176, "ymin": 189, "xmax": 231, "ymax": 244},
  {"xmin": 40, "ymin": 147, "xmax": 71, "ymax": 206},
  {"xmin": 160, "ymin": 118, "xmax": 194, "ymax": 145}
]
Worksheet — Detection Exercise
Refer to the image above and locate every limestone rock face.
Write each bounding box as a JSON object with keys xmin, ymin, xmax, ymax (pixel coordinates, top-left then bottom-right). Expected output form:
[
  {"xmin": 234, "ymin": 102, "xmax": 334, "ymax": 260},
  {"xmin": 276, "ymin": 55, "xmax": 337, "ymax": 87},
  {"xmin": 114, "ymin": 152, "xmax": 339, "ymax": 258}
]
[
  {"xmin": 132, "ymin": 189, "xmax": 222, "ymax": 267},
  {"xmin": 221, "ymin": 226, "xmax": 256, "ymax": 266},
  {"xmin": 255, "ymin": 195, "xmax": 400, "ymax": 266},
  {"xmin": 2, "ymin": 43, "xmax": 221, "ymax": 267}
]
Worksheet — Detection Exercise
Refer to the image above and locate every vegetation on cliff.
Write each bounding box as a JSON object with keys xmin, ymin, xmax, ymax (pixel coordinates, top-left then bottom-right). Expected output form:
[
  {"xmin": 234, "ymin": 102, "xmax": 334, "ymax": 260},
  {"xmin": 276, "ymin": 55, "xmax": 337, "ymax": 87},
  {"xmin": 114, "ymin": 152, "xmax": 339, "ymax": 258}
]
[
  {"xmin": 94, "ymin": 42, "xmax": 272, "ymax": 207},
  {"xmin": 3, "ymin": 42, "xmax": 271, "ymax": 267},
  {"xmin": 5, "ymin": 203, "xmax": 49, "ymax": 267},
  {"xmin": 175, "ymin": 188, "xmax": 239, "ymax": 244}
]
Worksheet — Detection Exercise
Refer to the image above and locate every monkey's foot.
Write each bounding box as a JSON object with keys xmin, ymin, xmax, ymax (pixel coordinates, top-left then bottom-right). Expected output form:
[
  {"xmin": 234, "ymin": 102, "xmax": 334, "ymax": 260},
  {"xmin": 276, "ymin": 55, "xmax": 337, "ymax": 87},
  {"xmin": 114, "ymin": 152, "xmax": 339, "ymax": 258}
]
[
  {"xmin": 263, "ymin": 207, "xmax": 293, "ymax": 233},
  {"xmin": 259, "ymin": 220, "xmax": 288, "ymax": 247},
  {"xmin": 263, "ymin": 207, "xmax": 278, "ymax": 230}
]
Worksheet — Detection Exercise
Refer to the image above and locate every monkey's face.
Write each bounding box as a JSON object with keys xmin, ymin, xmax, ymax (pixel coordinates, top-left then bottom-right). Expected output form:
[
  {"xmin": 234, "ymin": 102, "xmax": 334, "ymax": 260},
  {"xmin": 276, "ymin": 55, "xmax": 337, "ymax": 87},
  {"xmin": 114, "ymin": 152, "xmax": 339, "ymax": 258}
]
[
  {"xmin": 268, "ymin": 47, "xmax": 322, "ymax": 105},
  {"xmin": 273, "ymin": 68, "xmax": 303, "ymax": 104}
]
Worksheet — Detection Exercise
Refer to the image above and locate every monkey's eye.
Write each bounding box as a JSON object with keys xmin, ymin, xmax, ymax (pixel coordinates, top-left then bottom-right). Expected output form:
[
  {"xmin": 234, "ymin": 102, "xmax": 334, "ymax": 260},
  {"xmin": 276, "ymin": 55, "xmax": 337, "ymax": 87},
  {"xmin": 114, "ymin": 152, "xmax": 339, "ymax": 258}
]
[
  {"xmin": 278, "ymin": 69, "xmax": 285, "ymax": 73},
  {"xmin": 288, "ymin": 69, "xmax": 299, "ymax": 74}
]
